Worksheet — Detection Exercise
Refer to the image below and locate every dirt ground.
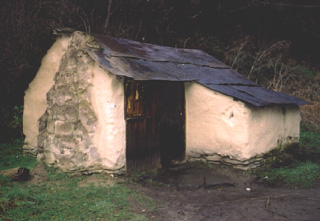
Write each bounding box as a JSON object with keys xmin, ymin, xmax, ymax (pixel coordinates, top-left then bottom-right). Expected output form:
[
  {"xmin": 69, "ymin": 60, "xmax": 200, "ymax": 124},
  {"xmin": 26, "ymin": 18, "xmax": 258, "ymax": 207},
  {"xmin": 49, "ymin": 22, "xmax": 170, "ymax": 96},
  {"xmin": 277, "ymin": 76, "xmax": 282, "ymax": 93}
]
[
  {"xmin": 128, "ymin": 164, "xmax": 320, "ymax": 221},
  {"xmin": 28, "ymin": 163, "xmax": 320, "ymax": 220}
]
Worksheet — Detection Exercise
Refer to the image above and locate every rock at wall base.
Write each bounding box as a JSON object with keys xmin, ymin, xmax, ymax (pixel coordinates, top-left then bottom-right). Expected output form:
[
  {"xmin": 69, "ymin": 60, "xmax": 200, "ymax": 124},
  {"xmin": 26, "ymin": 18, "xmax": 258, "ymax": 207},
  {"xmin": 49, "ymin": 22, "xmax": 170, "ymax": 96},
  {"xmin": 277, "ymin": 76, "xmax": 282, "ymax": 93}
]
[{"xmin": 0, "ymin": 167, "xmax": 30, "ymax": 181}]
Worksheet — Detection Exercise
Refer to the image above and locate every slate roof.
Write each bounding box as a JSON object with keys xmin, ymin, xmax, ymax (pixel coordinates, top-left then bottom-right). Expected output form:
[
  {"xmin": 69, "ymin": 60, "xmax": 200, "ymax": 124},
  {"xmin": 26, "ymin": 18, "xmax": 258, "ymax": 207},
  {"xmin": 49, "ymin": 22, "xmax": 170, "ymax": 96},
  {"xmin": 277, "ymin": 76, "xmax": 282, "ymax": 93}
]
[{"xmin": 84, "ymin": 33, "xmax": 307, "ymax": 107}]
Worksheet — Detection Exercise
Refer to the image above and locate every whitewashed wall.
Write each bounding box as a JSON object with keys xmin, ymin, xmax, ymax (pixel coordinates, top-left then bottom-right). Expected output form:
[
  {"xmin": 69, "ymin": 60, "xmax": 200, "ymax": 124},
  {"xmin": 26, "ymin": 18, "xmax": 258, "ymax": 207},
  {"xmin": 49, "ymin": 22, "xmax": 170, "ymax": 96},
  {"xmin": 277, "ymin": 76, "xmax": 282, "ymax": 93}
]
[
  {"xmin": 23, "ymin": 32, "xmax": 301, "ymax": 172},
  {"xmin": 185, "ymin": 82, "xmax": 250, "ymax": 160},
  {"xmin": 247, "ymin": 105, "xmax": 300, "ymax": 158},
  {"xmin": 23, "ymin": 37, "xmax": 71, "ymax": 155},
  {"xmin": 90, "ymin": 64, "xmax": 126, "ymax": 171},
  {"xmin": 185, "ymin": 82, "xmax": 301, "ymax": 166}
]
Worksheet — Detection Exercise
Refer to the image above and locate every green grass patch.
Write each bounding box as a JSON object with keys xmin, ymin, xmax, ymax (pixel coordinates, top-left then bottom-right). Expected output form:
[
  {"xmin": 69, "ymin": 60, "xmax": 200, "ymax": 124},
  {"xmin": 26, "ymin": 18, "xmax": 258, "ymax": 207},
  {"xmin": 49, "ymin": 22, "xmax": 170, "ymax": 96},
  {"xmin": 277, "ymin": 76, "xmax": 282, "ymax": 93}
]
[
  {"xmin": 0, "ymin": 139, "xmax": 24, "ymax": 157},
  {"xmin": 257, "ymin": 161, "xmax": 320, "ymax": 187},
  {"xmin": 255, "ymin": 124, "xmax": 320, "ymax": 187},
  {"xmin": 300, "ymin": 125, "xmax": 320, "ymax": 148},
  {"xmin": 299, "ymin": 124, "xmax": 320, "ymax": 162},
  {"xmin": 0, "ymin": 155, "xmax": 37, "ymax": 171},
  {"xmin": 0, "ymin": 174, "xmax": 151, "ymax": 220},
  {"xmin": 0, "ymin": 139, "xmax": 37, "ymax": 171},
  {"xmin": 0, "ymin": 141, "xmax": 152, "ymax": 220},
  {"xmin": 45, "ymin": 165, "xmax": 71, "ymax": 181}
]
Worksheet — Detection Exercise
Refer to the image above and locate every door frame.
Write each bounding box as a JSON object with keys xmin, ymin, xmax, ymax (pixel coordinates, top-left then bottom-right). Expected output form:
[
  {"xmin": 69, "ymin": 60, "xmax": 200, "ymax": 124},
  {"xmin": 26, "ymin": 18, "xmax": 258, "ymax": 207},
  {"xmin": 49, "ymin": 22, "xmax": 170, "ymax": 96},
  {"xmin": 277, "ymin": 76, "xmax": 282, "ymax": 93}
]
[{"xmin": 124, "ymin": 79, "xmax": 186, "ymax": 173}]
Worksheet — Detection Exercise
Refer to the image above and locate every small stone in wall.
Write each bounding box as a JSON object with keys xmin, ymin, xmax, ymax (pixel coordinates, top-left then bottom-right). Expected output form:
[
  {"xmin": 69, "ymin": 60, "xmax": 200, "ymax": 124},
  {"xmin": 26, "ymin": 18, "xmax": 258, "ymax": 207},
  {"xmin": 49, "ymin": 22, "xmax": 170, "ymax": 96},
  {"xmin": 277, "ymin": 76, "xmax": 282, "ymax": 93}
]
[{"xmin": 55, "ymin": 121, "xmax": 74, "ymax": 136}]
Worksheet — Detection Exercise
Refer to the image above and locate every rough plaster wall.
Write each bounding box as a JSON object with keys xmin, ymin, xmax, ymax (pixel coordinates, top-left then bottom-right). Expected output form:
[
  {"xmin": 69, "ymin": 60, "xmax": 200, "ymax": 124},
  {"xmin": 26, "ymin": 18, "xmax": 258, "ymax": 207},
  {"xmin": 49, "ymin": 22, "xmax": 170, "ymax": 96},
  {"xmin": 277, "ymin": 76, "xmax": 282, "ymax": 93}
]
[
  {"xmin": 36, "ymin": 32, "xmax": 100, "ymax": 173},
  {"xmin": 247, "ymin": 105, "xmax": 301, "ymax": 158},
  {"xmin": 185, "ymin": 82, "xmax": 250, "ymax": 160},
  {"xmin": 38, "ymin": 34, "xmax": 98, "ymax": 172},
  {"xmin": 90, "ymin": 64, "xmax": 126, "ymax": 171},
  {"xmin": 23, "ymin": 37, "xmax": 71, "ymax": 155},
  {"xmin": 185, "ymin": 82, "xmax": 301, "ymax": 169},
  {"xmin": 36, "ymin": 32, "xmax": 126, "ymax": 174}
]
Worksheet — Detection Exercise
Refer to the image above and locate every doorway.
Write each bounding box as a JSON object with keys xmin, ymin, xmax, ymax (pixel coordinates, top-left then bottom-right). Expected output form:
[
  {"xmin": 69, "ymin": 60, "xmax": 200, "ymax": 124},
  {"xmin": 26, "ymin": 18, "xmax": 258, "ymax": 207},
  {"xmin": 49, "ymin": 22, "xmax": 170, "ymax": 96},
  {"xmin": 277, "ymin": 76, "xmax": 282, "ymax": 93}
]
[{"xmin": 125, "ymin": 79, "xmax": 185, "ymax": 173}]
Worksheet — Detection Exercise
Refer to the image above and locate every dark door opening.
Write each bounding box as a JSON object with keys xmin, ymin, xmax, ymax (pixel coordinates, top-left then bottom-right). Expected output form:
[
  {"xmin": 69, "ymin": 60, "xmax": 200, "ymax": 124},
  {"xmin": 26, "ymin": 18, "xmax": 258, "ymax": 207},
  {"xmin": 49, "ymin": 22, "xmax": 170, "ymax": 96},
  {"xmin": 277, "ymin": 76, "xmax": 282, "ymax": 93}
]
[{"xmin": 125, "ymin": 79, "xmax": 185, "ymax": 173}]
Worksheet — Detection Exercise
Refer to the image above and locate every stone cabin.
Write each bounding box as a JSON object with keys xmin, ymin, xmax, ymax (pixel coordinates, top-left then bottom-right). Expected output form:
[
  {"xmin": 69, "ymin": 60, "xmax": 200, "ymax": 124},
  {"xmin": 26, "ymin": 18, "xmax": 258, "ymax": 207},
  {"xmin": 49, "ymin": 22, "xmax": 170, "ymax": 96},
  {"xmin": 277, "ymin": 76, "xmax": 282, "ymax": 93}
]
[{"xmin": 23, "ymin": 30, "xmax": 307, "ymax": 174}]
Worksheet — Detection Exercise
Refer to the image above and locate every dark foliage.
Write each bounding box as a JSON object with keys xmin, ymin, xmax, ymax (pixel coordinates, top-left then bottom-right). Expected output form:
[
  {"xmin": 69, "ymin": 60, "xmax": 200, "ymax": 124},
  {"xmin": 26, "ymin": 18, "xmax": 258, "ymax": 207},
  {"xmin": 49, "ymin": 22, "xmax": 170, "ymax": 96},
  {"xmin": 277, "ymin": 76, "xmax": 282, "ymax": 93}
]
[{"xmin": 1, "ymin": 0, "xmax": 319, "ymax": 104}]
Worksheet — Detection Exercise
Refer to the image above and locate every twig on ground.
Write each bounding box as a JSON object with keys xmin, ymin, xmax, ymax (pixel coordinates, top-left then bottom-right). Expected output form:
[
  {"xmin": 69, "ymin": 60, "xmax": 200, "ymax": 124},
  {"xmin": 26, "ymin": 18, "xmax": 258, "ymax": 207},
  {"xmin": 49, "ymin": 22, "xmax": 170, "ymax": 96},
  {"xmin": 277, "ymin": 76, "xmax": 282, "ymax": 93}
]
[
  {"xmin": 188, "ymin": 193, "xmax": 298, "ymax": 205},
  {"xmin": 266, "ymin": 197, "xmax": 270, "ymax": 209},
  {"xmin": 307, "ymin": 198, "xmax": 320, "ymax": 201}
]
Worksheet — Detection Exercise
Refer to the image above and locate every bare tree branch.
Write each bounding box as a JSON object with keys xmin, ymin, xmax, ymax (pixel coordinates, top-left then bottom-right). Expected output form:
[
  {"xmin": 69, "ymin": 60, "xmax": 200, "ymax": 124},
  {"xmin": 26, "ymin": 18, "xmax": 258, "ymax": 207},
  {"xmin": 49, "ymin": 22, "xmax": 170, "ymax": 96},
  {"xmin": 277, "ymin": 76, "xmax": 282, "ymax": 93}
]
[
  {"xmin": 253, "ymin": 0, "xmax": 320, "ymax": 8},
  {"xmin": 104, "ymin": 0, "xmax": 113, "ymax": 30}
]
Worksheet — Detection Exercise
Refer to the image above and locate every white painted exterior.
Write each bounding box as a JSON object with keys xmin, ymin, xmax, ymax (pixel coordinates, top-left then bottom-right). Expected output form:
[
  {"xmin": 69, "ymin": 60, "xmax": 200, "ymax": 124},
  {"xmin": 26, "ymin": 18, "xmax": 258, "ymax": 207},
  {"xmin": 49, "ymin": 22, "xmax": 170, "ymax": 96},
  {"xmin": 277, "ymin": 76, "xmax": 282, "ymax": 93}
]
[
  {"xmin": 23, "ymin": 35, "xmax": 302, "ymax": 172},
  {"xmin": 185, "ymin": 82, "xmax": 301, "ymax": 161},
  {"xmin": 23, "ymin": 37, "xmax": 71, "ymax": 154},
  {"xmin": 90, "ymin": 64, "xmax": 126, "ymax": 171},
  {"xmin": 247, "ymin": 105, "xmax": 300, "ymax": 158}
]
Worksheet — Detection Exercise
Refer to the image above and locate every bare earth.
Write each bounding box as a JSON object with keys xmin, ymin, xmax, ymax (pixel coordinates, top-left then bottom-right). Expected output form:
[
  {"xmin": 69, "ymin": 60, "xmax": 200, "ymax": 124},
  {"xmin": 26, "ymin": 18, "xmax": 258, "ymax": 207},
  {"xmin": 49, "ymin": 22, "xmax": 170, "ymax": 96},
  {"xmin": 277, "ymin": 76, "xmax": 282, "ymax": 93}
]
[
  {"xmin": 129, "ymin": 164, "xmax": 320, "ymax": 221},
  {"xmin": 29, "ymin": 163, "xmax": 320, "ymax": 220}
]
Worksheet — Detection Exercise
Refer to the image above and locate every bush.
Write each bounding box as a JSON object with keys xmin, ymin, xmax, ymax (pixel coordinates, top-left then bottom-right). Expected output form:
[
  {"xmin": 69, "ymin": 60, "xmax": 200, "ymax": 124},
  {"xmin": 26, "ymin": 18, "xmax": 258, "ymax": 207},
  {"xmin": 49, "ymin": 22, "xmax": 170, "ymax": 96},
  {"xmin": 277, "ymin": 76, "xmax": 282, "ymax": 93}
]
[{"xmin": 0, "ymin": 105, "xmax": 24, "ymax": 142}]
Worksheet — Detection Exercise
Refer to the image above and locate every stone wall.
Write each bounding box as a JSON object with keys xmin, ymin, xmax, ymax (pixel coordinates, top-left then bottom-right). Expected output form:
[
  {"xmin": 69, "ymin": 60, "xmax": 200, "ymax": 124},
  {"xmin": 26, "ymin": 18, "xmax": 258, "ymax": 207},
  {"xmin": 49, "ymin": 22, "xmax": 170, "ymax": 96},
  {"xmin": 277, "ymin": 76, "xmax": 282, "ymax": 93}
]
[
  {"xmin": 187, "ymin": 153, "xmax": 263, "ymax": 170},
  {"xmin": 37, "ymin": 32, "xmax": 105, "ymax": 174},
  {"xmin": 23, "ymin": 37, "xmax": 71, "ymax": 156}
]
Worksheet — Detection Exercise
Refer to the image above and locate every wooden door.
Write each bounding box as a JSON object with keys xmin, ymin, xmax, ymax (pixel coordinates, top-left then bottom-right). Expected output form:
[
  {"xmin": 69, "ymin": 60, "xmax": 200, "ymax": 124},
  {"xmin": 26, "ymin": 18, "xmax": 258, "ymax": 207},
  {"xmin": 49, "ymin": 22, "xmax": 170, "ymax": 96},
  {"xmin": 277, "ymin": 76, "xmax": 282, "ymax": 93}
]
[{"xmin": 125, "ymin": 79, "xmax": 185, "ymax": 173}]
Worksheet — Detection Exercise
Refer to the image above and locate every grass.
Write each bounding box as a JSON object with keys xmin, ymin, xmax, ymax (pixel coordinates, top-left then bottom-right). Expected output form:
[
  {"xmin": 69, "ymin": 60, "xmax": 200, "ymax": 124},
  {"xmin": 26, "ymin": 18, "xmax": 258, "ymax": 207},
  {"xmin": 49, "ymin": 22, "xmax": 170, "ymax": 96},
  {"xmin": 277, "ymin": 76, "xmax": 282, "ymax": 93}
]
[
  {"xmin": 255, "ymin": 123, "xmax": 320, "ymax": 187},
  {"xmin": 0, "ymin": 140, "xmax": 154, "ymax": 220},
  {"xmin": 1, "ymin": 178, "xmax": 151, "ymax": 220},
  {"xmin": 257, "ymin": 161, "xmax": 320, "ymax": 187},
  {"xmin": 300, "ymin": 124, "xmax": 320, "ymax": 148},
  {"xmin": 0, "ymin": 139, "xmax": 24, "ymax": 157},
  {"xmin": 0, "ymin": 139, "xmax": 37, "ymax": 171},
  {"xmin": 0, "ymin": 123, "xmax": 319, "ymax": 219}
]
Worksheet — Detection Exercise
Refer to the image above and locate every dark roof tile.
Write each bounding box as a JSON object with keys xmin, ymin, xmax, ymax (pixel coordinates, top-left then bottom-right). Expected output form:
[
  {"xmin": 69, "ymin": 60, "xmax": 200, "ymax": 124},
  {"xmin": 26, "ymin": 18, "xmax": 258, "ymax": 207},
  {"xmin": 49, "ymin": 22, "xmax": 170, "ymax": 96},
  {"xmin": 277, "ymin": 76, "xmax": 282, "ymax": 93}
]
[{"xmin": 86, "ymin": 33, "xmax": 307, "ymax": 107}]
